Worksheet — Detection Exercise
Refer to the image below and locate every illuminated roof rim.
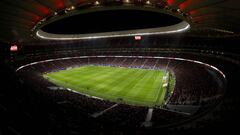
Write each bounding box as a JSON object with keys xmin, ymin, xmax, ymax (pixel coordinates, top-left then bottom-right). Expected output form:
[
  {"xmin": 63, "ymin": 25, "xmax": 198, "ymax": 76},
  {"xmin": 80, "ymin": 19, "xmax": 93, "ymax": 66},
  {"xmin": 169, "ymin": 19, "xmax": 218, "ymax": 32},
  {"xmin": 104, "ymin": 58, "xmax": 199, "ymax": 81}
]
[
  {"xmin": 33, "ymin": 5, "xmax": 191, "ymax": 40},
  {"xmin": 36, "ymin": 21, "xmax": 190, "ymax": 40}
]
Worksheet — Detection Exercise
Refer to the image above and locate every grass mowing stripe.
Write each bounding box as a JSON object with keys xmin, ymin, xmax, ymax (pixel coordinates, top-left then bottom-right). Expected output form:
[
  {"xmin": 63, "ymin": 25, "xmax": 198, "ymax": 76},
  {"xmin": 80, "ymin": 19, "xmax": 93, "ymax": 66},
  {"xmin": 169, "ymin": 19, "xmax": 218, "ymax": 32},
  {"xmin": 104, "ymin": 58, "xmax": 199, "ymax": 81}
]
[
  {"xmin": 69, "ymin": 69, "xmax": 115, "ymax": 90},
  {"xmin": 115, "ymin": 71, "xmax": 149, "ymax": 98},
  {"xmin": 144, "ymin": 71, "xmax": 163, "ymax": 98},
  {"xmin": 145, "ymin": 71, "xmax": 164, "ymax": 100},
  {"xmin": 44, "ymin": 67, "xmax": 114, "ymax": 92},
  {"xmin": 60, "ymin": 67, "xmax": 136, "ymax": 97},
  {"xmin": 58, "ymin": 66, "xmax": 113, "ymax": 84},
  {"xmin": 155, "ymin": 71, "xmax": 168, "ymax": 106},
  {"xmin": 104, "ymin": 69, "xmax": 140, "ymax": 95},
  {"xmin": 49, "ymin": 65, "xmax": 96, "ymax": 76},
  {"xmin": 45, "ymin": 65, "xmax": 101, "ymax": 80},
  {"xmin": 91, "ymin": 68, "xmax": 136, "ymax": 92},
  {"xmin": 127, "ymin": 70, "xmax": 155, "ymax": 100},
  {"xmin": 113, "ymin": 69, "xmax": 148, "ymax": 98},
  {"xmin": 74, "ymin": 67, "xmax": 127, "ymax": 92},
  {"xmin": 43, "ymin": 65, "xmax": 175, "ymax": 107},
  {"xmin": 132, "ymin": 71, "xmax": 160, "ymax": 103},
  {"xmin": 71, "ymin": 67, "xmax": 139, "ymax": 99}
]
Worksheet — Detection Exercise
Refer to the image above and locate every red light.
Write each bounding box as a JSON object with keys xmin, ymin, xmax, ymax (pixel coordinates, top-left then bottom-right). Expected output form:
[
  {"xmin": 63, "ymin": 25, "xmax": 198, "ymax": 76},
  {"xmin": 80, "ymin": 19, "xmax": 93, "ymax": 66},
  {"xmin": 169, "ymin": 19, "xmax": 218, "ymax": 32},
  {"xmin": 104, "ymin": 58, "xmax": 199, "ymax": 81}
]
[
  {"xmin": 167, "ymin": 0, "xmax": 175, "ymax": 6},
  {"xmin": 56, "ymin": 0, "xmax": 65, "ymax": 9},
  {"xmin": 179, "ymin": 3, "xmax": 187, "ymax": 10},
  {"xmin": 178, "ymin": 0, "xmax": 193, "ymax": 11},
  {"xmin": 41, "ymin": 7, "xmax": 50, "ymax": 15},
  {"xmin": 189, "ymin": 10, "xmax": 197, "ymax": 15},
  {"xmin": 10, "ymin": 45, "xmax": 18, "ymax": 52},
  {"xmin": 134, "ymin": 36, "xmax": 142, "ymax": 40}
]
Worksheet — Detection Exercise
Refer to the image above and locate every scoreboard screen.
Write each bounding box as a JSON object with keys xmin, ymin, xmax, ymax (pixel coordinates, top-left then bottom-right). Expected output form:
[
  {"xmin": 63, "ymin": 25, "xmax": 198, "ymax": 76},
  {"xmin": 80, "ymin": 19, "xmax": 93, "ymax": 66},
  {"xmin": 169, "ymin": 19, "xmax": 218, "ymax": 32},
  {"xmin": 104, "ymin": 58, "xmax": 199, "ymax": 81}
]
[
  {"xmin": 134, "ymin": 35, "xmax": 142, "ymax": 40},
  {"xmin": 10, "ymin": 45, "xmax": 18, "ymax": 52}
]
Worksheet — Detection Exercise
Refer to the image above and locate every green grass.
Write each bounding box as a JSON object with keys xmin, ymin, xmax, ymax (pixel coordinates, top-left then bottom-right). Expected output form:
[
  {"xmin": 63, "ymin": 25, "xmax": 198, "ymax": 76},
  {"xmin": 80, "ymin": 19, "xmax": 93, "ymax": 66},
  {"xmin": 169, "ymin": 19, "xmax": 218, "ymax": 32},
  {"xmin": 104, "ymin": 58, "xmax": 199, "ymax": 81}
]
[{"xmin": 43, "ymin": 65, "xmax": 175, "ymax": 107}]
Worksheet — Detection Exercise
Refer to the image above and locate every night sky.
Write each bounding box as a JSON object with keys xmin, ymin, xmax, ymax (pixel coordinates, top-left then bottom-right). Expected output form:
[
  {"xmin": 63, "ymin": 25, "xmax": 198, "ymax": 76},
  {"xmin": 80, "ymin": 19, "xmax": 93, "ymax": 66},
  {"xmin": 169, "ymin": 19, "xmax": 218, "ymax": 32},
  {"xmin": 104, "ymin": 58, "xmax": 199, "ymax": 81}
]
[{"xmin": 42, "ymin": 9, "xmax": 182, "ymax": 34}]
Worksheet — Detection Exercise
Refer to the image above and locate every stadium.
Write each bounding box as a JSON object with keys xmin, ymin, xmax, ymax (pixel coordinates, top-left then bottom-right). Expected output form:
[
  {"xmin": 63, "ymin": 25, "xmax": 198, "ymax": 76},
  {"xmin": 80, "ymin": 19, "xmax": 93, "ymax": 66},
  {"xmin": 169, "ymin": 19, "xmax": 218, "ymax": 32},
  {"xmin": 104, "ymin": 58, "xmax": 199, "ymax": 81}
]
[{"xmin": 0, "ymin": 0, "xmax": 239, "ymax": 135}]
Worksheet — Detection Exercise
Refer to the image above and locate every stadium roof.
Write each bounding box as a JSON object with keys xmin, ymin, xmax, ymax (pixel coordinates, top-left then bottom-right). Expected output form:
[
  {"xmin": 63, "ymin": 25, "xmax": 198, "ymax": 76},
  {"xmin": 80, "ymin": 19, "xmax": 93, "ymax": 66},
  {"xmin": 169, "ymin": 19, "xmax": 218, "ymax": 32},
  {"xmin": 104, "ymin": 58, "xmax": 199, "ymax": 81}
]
[{"xmin": 0, "ymin": 0, "xmax": 240, "ymax": 43}]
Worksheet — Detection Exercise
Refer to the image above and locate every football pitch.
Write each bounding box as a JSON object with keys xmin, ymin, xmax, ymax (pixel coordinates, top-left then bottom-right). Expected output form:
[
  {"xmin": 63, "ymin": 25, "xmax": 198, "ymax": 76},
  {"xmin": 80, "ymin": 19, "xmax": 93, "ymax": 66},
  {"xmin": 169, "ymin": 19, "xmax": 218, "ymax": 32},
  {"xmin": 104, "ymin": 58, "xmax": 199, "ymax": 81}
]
[{"xmin": 43, "ymin": 65, "xmax": 175, "ymax": 107}]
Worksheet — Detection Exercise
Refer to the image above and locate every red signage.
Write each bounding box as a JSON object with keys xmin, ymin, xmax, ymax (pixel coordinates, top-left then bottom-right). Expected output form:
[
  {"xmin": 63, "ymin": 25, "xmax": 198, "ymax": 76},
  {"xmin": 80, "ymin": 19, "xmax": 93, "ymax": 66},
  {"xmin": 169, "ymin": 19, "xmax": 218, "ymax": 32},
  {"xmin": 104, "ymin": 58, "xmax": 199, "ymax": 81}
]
[
  {"xmin": 134, "ymin": 36, "xmax": 142, "ymax": 40},
  {"xmin": 10, "ymin": 45, "xmax": 18, "ymax": 52}
]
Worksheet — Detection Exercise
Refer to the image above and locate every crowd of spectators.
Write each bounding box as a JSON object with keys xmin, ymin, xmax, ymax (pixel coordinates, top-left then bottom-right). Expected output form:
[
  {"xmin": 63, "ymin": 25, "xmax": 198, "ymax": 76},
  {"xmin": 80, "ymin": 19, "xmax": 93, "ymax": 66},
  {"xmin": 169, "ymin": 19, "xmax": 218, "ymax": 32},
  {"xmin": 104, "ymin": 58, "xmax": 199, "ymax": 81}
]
[{"xmin": 16, "ymin": 56, "xmax": 226, "ymax": 128}]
